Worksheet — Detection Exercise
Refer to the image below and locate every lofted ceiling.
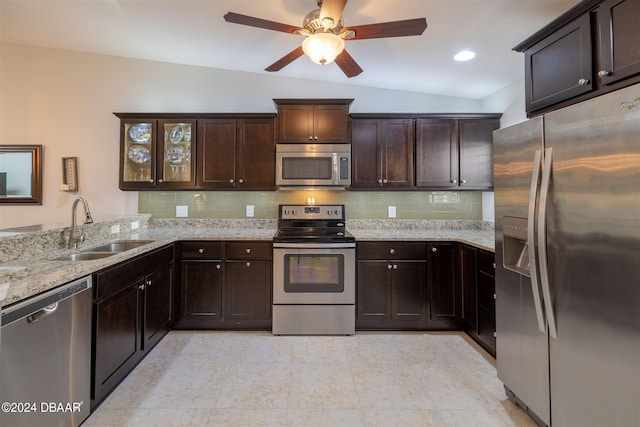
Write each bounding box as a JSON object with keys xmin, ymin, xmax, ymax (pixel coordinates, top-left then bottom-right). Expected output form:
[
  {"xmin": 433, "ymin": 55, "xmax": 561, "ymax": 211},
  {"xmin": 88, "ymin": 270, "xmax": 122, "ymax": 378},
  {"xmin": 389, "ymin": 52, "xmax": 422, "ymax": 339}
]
[{"xmin": 0, "ymin": 0, "xmax": 581, "ymax": 100}]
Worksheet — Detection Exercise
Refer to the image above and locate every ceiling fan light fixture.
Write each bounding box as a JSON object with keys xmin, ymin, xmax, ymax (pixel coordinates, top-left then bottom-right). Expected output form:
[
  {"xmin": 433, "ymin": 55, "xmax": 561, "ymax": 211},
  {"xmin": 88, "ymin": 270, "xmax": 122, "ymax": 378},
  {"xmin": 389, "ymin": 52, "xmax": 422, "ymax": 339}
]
[{"xmin": 302, "ymin": 32, "xmax": 345, "ymax": 65}]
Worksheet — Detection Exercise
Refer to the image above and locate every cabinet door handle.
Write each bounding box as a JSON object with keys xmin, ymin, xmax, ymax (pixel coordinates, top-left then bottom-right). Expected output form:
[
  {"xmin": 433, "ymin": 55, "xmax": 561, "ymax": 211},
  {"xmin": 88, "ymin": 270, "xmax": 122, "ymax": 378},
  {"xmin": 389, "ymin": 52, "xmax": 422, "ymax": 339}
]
[
  {"xmin": 246, "ymin": 248, "xmax": 251, "ymax": 254},
  {"xmin": 382, "ymin": 179, "xmax": 388, "ymax": 184},
  {"xmin": 578, "ymin": 78, "xmax": 590, "ymax": 86},
  {"xmin": 216, "ymin": 264, "xmax": 221, "ymax": 270},
  {"xmin": 314, "ymin": 136, "xmax": 318, "ymax": 140},
  {"xmin": 147, "ymin": 279, "xmax": 152, "ymax": 287},
  {"xmin": 246, "ymin": 262, "xmax": 251, "ymax": 267},
  {"xmin": 378, "ymin": 179, "xmax": 383, "ymax": 184},
  {"xmin": 139, "ymin": 283, "xmax": 145, "ymax": 290},
  {"xmin": 198, "ymin": 248, "xmax": 204, "ymax": 254},
  {"xmin": 431, "ymin": 247, "xmax": 438, "ymax": 253},
  {"xmin": 387, "ymin": 264, "xmax": 392, "ymax": 270},
  {"xmin": 494, "ymin": 293, "xmax": 497, "ymax": 300},
  {"xmin": 238, "ymin": 179, "xmax": 244, "ymax": 184},
  {"xmin": 598, "ymin": 70, "xmax": 610, "ymax": 78},
  {"xmin": 229, "ymin": 178, "xmax": 235, "ymax": 183},
  {"xmin": 158, "ymin": 179, "xmax": 163, "ymax": 183},
  {"xmin": 308, "ymin": 136, "xmax": 313, "ymax": 140},
  {"xmin": 393, "ymin": 264, "xmax": 398, "ymax": 270},
  {"xmin": 461, "ymin": 179, "xmax": 467, "ymax": 184},
  {"xmin": 451, "ymin": 179, "xmax": 457, "ymax": 184}
]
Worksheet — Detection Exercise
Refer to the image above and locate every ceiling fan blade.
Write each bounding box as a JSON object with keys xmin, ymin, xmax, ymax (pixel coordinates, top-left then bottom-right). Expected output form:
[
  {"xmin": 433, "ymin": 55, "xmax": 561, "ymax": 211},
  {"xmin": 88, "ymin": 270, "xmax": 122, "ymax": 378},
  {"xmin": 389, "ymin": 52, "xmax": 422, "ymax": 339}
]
[
  {"xmin": 334, "ymin": 49, "xmax": 363, "ymax": 78},
  {"xmin": 224, "ymin": 12, "xmax": 301, "ymax": 34},
  {"xmin": 347, "ymin": 18, "xmax": 427, "ymax": 40},
  {"xmin": 319, "ymin": 0, "xmax": 348, "ymax": 27},
  {"xmin": 265, "ymin": 46, "xmax": 305, "ymax": 72}
]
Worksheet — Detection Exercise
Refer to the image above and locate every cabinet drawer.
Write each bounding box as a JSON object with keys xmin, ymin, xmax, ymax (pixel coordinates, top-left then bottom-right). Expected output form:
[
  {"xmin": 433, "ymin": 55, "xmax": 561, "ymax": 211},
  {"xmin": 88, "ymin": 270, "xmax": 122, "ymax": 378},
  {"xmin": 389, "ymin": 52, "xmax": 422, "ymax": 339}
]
[
  {"xmin": 225, "ymin": 241, "xmax": 272, "ymax": 260},
  {"xmin": 357, "ymin": 241, "xmax": 427, "ymax": 260},
  {"xmin": 180, "ymin": 241, "xmax": 222, "ymax": 260}
]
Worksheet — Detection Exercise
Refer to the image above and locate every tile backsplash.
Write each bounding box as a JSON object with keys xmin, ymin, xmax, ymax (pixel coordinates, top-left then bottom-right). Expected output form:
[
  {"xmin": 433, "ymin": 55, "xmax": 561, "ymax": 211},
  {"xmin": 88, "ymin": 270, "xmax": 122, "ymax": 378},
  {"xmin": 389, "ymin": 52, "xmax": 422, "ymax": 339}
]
[{"xmin": 139, "ymin": 191, "xmax": 483, "ymax": 220}]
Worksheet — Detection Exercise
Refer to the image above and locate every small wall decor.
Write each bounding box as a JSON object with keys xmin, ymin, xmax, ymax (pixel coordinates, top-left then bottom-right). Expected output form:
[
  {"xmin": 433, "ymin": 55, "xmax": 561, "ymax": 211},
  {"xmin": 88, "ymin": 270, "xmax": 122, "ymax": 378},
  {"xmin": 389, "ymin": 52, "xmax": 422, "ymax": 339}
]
[{"xmin": 61, "ymin": 157, "xmax": 78, "ymax": 192}]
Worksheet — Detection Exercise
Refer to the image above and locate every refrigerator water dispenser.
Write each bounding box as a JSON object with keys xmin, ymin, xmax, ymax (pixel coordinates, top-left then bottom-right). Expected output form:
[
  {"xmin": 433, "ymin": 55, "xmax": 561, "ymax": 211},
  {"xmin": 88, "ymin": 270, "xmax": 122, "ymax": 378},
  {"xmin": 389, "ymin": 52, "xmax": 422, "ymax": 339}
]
[{"xmin": 502, "ymin": 216, "xmax": 531, "ymax": 276}]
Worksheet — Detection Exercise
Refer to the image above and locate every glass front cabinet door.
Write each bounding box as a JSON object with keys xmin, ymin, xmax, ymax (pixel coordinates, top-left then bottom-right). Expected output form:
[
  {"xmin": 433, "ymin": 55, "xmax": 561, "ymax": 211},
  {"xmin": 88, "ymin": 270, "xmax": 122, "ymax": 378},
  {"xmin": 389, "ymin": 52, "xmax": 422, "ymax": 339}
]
[
  {"xmin": 119, "ymin": 118, "xmax": 196, "ymax": 190},
  {"xmin": 158, "ymin": 120, "xmax": 195, "ymax": 188}
]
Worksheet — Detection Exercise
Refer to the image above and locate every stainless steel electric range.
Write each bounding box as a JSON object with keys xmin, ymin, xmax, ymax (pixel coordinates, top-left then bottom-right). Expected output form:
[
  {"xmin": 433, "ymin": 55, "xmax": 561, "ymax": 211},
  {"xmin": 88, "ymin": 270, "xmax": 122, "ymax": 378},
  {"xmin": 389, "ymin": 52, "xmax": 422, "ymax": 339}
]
[{"xmin": 272, "ymin": 204, "xmax": 355, "ymax": 335}]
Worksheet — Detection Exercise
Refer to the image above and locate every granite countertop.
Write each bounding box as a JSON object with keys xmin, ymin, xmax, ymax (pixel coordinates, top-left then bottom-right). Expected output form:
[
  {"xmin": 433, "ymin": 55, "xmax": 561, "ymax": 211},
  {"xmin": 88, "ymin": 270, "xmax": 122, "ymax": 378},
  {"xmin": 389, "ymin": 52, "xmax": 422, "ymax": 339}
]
[{"xmin": 0, "ymin": 219, "xmax": 494, "ymax": 309}]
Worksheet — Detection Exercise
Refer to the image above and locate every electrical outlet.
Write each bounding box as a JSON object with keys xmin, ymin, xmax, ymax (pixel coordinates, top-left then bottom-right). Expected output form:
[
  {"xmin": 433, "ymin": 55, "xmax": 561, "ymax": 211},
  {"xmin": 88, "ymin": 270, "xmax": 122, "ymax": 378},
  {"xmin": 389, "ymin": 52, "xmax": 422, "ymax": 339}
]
[
  {"xmin": 176, "ymin": 206, "xmax": 188, "ymax": 218},
  {"xmin": 131, "ymin": 221, "xmax": 139, "ymax": 230},
  {"xmin": 388, "ymin": 206, "xmax": 397, "ymax": 218},
  {"xmin": 111, "ymin": 224, "xmax": 120, "ymax": 234},
  {"xmin": 246, "ymin": 205, "xmax": 255, "ymax": 217}
]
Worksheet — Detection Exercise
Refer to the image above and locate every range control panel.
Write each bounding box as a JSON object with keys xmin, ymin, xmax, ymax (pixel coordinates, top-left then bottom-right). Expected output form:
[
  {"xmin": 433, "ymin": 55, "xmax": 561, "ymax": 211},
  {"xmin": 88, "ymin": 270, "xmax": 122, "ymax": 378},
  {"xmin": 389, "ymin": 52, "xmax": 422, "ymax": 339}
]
[{"xmin": 279, "ymin": 204, "xmax": 344, "ymax": 220}]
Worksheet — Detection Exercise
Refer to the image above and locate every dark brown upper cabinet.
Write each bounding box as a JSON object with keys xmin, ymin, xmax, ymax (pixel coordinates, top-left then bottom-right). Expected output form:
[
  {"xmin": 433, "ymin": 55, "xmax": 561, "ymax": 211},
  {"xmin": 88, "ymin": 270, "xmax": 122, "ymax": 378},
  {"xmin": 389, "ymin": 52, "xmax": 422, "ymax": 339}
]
[
  {"xmin": 515, "ymin": 0, "xmax": 640, "ymax": 116},
  {"xmin": 415, "ymin": 116, "xmax": 500, "ymax": 191},
  {"xmin": 117, "ymin": 117, "xmax": 197, "ymax": 190},
  {"xmin": 274, "ymin": 99, "xmax": 352, "ymax": 143},
  {"xmin": 115, "ymin": 113, "xmax": 275, "ymax": 191},
  {"xmin": 597, "ymin": 0, "xmax": 640, "ymax": 87},
  {"xmin": 197, "ymin": 117, "xmax": 275, "ymax": 190},
  {"xmin": 351, "ymin": 118, "xmax": 414, "ymax": 189}
]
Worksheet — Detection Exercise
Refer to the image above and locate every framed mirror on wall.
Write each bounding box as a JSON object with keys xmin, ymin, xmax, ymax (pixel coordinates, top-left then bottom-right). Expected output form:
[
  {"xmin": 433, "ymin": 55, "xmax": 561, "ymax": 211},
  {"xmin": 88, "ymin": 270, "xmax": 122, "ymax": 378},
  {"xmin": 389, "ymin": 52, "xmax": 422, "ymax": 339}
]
[{"xmin": 0, "ymin": 145, "xmax": 43, "ymax": 204}]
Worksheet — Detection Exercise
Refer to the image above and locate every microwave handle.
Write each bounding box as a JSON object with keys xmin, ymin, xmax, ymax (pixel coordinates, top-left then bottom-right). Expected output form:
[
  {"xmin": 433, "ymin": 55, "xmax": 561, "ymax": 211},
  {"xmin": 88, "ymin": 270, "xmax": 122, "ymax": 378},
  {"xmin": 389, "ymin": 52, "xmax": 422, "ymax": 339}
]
[{"xmin": 332, "ymin": 153, "xmax": 339, "ymax": 185}]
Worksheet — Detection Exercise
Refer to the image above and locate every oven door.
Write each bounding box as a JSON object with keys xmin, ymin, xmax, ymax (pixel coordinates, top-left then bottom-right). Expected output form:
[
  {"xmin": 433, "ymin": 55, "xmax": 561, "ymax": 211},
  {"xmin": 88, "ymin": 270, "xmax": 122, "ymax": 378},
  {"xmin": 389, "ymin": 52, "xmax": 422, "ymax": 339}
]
[{"xmin": 273, "ymin": 243, "xmax": 355, "ymax": 304}]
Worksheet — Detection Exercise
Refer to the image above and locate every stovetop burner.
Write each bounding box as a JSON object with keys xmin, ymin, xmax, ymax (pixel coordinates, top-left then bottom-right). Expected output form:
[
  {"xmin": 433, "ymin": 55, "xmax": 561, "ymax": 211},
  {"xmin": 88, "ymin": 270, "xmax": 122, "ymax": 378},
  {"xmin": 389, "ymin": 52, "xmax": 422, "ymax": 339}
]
[{"xmin": 274, "ymin": 204, "xmax": 355, "ymax": 243}]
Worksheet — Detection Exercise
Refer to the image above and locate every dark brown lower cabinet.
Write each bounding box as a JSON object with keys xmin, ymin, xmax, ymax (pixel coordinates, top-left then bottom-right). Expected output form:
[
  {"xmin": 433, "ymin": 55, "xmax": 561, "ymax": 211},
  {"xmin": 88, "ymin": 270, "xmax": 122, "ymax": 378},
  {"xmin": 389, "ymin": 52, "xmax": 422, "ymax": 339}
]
[
  {"xmin": 476, "ymin": 249, "xmax": 496, "ymax": 355},
  {"xmin": 92, "ymin": 245, "xmax": 174, "ymax": 409},
  {"xmin": 357, "ymin": 241, "xmax": 460, "ymax": 330},
  {"xmin": 175, "ymin": 240, "xmax": 271, "ymax": 329},
  {"xmin": 460, "ymin": 244, "xmax": 496, "ymax": 357},
  {"xmin": 174, "ymin": 241, "xmax": 223, "ymax": 328},
  {"xmin": 224, "ymin": 259, "xmax": 271, "ymax": 327},
  {"xmin": 427, "ymin": 243, "xmax": 460, "ymax": 328}
]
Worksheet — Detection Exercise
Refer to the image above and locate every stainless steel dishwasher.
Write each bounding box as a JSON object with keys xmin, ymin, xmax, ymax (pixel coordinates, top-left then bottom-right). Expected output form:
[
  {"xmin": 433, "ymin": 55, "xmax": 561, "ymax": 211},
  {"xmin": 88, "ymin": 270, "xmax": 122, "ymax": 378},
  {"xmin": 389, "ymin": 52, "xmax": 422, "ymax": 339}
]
[{"xmin": 0, "ymin": 275, "xmax": 92, "ymax": 427}]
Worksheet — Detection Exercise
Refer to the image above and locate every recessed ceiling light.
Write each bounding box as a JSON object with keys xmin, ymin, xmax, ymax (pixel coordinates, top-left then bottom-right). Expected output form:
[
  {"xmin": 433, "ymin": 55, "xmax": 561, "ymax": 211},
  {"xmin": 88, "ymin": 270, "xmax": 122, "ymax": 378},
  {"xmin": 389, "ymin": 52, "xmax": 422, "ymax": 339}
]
[{"xmin": 454, "ymin": 50, "xmax": 476, "ymax": 61}]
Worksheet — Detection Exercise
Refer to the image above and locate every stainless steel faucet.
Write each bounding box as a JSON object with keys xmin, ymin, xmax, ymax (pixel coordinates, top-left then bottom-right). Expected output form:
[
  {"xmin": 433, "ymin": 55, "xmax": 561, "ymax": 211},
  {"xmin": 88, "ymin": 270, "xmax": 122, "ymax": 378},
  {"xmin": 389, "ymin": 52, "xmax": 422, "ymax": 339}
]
[{"xmin": 68, "ymin": 197, "xmax": 94, "ymax": 249}]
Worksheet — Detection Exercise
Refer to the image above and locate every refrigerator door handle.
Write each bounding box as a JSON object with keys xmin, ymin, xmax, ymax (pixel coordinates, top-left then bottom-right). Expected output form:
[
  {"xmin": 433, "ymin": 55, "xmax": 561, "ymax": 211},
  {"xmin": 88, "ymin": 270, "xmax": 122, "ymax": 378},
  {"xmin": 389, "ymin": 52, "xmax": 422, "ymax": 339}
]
[
  {"xmin": 528, "ymin": 149, "xmax": 547, "ymax": 333},
  {"xmin": 538, "ymin": 147, "xmax": 558, "ymax": 338}
]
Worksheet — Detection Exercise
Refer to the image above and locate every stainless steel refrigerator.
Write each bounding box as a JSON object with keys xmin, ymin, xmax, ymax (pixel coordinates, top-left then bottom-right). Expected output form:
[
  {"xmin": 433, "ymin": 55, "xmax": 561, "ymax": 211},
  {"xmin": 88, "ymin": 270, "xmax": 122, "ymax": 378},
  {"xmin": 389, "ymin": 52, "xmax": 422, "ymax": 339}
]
[{"xmin": 494, "ymin": 83, "xmax": 640, "ymax": 427}]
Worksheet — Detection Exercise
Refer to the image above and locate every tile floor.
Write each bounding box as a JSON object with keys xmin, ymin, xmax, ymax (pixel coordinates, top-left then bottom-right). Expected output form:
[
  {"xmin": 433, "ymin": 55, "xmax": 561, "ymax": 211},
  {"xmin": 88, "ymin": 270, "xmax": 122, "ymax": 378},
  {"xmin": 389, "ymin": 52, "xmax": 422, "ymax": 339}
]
[{"xmin": 84, "ymin": 331, "xmax": 537, "ymax": 427}]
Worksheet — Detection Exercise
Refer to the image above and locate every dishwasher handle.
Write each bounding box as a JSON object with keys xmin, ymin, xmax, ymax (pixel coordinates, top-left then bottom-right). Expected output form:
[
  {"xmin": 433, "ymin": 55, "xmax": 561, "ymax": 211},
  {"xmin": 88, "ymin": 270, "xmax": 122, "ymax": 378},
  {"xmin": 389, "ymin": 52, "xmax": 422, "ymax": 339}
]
[{"xmin": 26, "ymin": 303, "xmax": 59, "ymax": 324}]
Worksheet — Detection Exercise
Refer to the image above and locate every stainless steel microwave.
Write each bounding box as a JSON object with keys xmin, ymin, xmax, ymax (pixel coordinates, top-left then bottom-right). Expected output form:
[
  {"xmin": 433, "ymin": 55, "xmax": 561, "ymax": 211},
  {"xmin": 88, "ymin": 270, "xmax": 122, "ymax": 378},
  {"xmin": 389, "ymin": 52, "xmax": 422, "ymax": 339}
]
[{"xmin": 276, "ymin": 143, "xmax": 351, "ymax": 188}]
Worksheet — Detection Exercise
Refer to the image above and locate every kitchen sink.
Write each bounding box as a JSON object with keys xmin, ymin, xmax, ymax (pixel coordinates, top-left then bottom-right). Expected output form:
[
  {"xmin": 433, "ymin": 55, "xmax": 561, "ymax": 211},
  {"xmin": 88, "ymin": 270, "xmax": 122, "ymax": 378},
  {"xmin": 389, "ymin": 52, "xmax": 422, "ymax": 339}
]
[
  {"xmin": 87, "ymin": 240, "xmax": 155, "ymax": 253},
  {"xmin": 54, "ymin": 252, "xmax": 117, "ymax": 261},
  {"xmin": 53, "ymin": 240, "xmax": 155, "ymax": 261}
]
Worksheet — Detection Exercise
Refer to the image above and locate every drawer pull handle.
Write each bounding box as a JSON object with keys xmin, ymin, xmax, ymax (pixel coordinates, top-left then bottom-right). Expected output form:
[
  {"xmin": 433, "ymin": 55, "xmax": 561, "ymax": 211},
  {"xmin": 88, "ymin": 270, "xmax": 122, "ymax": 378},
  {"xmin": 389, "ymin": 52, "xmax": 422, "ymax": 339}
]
[
  {"xmin": 389, "ymin": 248, "xmax": 395, "ymax": 254},
  {"xmin": 198, "ymin": 248, "xmax": 204, "ymax": 254},
  {"xmin": 432, "ymin": 247, "xmax": 438, "ymax": 253},
  {"xmin": 246, "ymin": 248, "xmax": 251, "ymax": 254}
]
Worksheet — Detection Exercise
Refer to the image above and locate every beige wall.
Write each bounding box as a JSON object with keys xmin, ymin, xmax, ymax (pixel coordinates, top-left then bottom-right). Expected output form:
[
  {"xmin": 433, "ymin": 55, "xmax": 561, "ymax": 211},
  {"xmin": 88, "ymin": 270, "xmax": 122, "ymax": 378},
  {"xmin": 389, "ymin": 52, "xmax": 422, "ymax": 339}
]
[{"xmin": 0, "ymin": 43, "xmax": 514, "ymax": 229}]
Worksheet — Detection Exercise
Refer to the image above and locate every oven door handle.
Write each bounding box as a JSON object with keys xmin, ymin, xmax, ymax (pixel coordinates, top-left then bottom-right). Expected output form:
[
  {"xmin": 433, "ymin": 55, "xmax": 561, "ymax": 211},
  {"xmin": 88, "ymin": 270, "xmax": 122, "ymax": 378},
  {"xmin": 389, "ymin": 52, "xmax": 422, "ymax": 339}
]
[{"xmin": 273, "ymin": 242, "xmax": 356, "ymax": 249}]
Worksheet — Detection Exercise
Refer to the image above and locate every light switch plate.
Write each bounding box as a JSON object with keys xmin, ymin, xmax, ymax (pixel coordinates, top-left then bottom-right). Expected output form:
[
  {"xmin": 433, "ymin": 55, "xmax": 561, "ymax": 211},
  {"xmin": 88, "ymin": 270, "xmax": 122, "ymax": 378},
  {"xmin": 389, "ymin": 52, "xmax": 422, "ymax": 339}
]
[
  {"xmin": 246, "ymin": 205, "xmax": 255, "ymax": 217},
  {"xmin": 176, "ymin": 205, "xmax": 188, "ymax": 218},
  {"xmin": 111, "ymin": 224, "xmax": 120, "ymax": 234},
  {"xmin": 131, "ymin": 221, "xmax": 139, "ymax": 230},
  {"xmin": 388, "ymin": 206, "xmax": 397, "ymax": 218}
]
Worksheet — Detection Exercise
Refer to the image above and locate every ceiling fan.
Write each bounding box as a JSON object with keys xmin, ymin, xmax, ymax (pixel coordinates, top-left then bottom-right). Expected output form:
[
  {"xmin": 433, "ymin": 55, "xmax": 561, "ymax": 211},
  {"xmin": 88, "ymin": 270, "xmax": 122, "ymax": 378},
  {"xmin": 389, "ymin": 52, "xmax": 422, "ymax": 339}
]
[{"xmin": 224, "ymin": 0, "xmax": 427, "ymax": 78}]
